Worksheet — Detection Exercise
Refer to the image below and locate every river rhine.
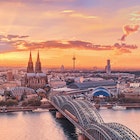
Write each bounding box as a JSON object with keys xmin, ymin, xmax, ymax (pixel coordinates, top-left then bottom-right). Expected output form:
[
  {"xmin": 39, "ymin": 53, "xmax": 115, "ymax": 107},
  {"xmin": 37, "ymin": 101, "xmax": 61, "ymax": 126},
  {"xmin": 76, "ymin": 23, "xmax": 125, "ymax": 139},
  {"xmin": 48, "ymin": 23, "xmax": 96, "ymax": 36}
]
[{"xmin": 0, "ymin": 109, "xmax": 139, "ymax": 140}]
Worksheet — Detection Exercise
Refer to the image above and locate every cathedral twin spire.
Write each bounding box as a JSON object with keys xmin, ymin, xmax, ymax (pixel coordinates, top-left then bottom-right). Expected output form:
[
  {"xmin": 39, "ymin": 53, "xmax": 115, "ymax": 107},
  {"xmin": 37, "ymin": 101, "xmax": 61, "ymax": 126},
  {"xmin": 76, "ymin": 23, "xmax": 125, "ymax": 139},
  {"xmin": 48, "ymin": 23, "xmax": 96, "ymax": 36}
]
[
  {"xmin": 35, "ymin": 50, "xmax": 42, "ymax": 73},
  {"xmin": 27, "ymin": 50, "xmax": 42, "ymax": 73}
]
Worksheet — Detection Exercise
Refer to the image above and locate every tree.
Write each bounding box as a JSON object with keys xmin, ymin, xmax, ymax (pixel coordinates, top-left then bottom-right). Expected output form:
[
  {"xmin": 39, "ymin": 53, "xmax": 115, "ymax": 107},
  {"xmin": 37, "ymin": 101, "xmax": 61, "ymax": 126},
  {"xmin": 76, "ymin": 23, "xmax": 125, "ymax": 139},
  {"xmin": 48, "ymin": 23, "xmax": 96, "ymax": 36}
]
[
  {"xmin": 6, "ymin": 99, "xmax": 18, "ymax": 106},
  {"xmin": 0, "ymin": 101, "xmax": 6, "ymax": 106},
  {"xmin": 28, "ymin": 98, "xmax": 41, "ymax": 106},
  {"xmin": 22, "ymin": 101, "xmax": 28, "ymax": 106}
]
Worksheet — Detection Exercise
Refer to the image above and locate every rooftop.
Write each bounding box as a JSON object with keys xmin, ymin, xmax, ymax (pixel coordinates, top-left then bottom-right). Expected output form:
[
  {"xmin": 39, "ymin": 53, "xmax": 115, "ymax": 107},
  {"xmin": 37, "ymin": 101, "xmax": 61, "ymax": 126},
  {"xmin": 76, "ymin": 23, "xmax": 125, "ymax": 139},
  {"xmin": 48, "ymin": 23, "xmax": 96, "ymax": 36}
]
[{"xmin": 68, "ymin": 80, "xmax": 117, "ymax": 89}]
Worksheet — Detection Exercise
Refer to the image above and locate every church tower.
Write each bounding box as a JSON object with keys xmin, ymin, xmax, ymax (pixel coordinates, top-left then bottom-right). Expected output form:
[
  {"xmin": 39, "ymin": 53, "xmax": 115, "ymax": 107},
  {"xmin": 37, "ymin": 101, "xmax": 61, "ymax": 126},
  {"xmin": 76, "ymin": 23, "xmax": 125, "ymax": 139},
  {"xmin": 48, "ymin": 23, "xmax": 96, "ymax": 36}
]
[
  {"xmin": 35, "ymin": 50, "xmax": 42, "ymax": 73},
  {"xmin": 23, "ymin": 50, "xmax": 48, "ymax": 89},
  {"xmin": 27, "ymin": 51, "xmax": 34, "ymax": 73}
]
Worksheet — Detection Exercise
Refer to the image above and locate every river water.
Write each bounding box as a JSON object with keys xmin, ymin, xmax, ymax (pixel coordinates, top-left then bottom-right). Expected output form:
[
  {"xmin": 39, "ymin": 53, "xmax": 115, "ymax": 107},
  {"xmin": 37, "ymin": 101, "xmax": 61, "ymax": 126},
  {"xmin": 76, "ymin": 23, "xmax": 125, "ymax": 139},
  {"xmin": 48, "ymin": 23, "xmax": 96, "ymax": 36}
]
[{"xmin": 0, "ymin": 109, "xmax": 139, "ymax": 140}]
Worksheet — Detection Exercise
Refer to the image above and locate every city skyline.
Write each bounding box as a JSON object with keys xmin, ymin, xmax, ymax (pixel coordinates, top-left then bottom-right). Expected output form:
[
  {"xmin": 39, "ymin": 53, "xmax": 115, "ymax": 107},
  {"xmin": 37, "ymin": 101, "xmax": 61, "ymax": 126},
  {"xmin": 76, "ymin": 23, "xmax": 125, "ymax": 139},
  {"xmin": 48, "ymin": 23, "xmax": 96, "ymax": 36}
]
[{"xmin": 0, "ymin": 0, "xmax": 140, "ymax": 70}]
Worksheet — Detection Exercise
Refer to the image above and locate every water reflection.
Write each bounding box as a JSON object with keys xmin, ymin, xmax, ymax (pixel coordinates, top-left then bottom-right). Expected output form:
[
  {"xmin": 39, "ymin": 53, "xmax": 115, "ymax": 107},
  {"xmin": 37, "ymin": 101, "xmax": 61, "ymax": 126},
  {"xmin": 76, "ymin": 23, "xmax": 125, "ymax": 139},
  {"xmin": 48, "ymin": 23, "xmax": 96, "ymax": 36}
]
[
  {"xmin": 0, "ymin": 112, "xmax": 18, "ymax": 117},
  {"xmin": 0, "ymin": 111, "xmax": 71, "ymax": 140},
  {"xmin": 98, "ymin": 109, "xmax": 140, "ymax": 136},
  {"xmin": 0, "ymin": 109, "xmax": 139, "ymax": 140},
  {"xmin": 50, "ymin": 111, "xmax": 77, "ymax": 140}
]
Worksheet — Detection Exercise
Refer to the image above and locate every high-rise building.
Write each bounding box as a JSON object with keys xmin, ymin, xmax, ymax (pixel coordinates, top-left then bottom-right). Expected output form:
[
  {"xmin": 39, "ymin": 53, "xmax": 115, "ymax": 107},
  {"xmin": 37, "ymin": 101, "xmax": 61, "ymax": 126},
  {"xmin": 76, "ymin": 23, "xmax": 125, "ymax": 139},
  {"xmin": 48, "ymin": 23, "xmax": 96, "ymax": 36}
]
[
  {"xmin": 22, "ymin": 51, "xmax": 48, "ymax": 89},
  {"xmin": 105, "ymin": 59, "xmax": 111, "ymax": 75}
]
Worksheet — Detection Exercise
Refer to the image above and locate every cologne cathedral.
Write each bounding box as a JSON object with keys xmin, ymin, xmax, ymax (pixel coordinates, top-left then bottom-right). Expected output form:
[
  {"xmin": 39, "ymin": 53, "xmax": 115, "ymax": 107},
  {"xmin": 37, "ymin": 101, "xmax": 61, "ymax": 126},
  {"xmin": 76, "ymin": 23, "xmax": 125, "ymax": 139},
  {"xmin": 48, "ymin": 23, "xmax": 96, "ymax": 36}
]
[{"xmin": 22, "ymin": 51, "xmax": 48, "ymax": 89}]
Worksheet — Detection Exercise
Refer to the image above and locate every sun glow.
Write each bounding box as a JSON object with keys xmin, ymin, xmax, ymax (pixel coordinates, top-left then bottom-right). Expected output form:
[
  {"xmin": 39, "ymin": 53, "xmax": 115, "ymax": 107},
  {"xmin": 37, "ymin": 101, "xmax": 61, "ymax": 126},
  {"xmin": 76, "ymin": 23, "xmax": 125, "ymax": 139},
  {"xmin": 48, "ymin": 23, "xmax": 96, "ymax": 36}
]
[{"xmin": 0, "ymin": 0, "xmax": 139, "ymax": 70}]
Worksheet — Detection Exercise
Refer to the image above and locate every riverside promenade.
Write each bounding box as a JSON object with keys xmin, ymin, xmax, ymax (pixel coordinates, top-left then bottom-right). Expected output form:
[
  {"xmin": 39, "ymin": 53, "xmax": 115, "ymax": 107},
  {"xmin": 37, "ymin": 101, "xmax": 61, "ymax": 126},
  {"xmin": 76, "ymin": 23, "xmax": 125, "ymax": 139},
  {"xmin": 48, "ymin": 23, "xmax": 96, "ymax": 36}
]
[
  {"xmin": 95, "ymin": 103, "xmax": 140, "ymax": 109},
  {"xmin": 1, "ymin": 100, "xmax": 140, "ymax": 113},
  {"xmin": 0, "ymin": 106, "xmax": 35, "ymax": 113},
  {"xmin": 0, "ymin": 101, "xmax": 55, "ymax": 113}
]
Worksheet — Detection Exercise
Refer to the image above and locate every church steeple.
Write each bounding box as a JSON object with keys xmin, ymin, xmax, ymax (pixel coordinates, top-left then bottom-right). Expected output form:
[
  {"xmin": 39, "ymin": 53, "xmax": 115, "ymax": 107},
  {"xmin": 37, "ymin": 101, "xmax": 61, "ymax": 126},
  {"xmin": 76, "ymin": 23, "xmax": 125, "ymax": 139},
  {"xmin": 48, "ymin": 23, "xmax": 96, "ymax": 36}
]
[
  {"xmin": 37, "ymin": 50, "xmax": 40, "ymax": 62},
  {"xmin": 27, "ymin": 50, "xmax": 34, "ymax": 73},
  {"xmin": 35, "ymin": 50, "xmax": 42, "ymax": 73},
  {"xmin": 29, "ymin": 51, "xmax": 32, "ymax": 62}
]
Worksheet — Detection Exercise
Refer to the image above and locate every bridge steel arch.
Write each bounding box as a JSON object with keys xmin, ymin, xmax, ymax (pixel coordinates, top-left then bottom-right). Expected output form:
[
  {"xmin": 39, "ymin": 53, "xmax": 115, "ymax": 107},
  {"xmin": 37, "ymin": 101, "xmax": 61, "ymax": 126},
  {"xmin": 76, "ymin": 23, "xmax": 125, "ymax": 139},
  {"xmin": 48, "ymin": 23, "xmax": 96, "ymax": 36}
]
[
  {"xmin": 50, "ymin": 95, "xmax": 140, "ymax": 140},
  {"xmin": 70, "ymin": 100, "xmax": 95, "ymax": 127},
  {"xmin": 77, "ymin": 100, "xmax": 104, "ymax": 124},
  {"xmin": 51, "ymin": 95, "xmax": 71, "ymax": 108},
  {"xmin": 86, "ymin": 123, "xmax": 123, "ymax": 140},
  {"xmin": 56, "ymin": 97, "xmax": 104, "ymax": 127},
  {"xmin": 106, "ymin": 123, "xmax": 140, "ymax": 140},
  {"xmin": 61, "ymin": 96, "xmax": 71, "ymax": 102},
  {"xmin": 86, "ymin": 124, "xmax": 113, "ymax": 140},
  {"xmin": 50, "ymin": 96, "xmax": 61, "ymax": 107},
  {"xmin": 61, "ymin": 100, "xmax": 86, "ymax": 127},
  {"xmin": 98, "ymin": 123, "xmax": 123, "ymax": 140}
]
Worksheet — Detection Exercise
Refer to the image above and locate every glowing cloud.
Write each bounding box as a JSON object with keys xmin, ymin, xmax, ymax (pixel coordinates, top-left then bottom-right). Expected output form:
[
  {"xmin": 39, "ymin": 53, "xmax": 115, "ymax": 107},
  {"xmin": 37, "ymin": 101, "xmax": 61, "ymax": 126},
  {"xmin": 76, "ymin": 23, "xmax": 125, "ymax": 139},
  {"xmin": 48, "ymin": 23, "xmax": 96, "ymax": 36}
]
[
  {"xmin": 61, "ymin": 10, "xmax": 74, "ymax": 13},
  {"xmin": 114, "ymin": 43, "xmax": 137, "ymax": 55},
  {"xmin": 130, "ymin": 11, "xmax": 140, "ymax": 21},
  {"xmin": 0, "ymin": 34, "xmax": 138, "ymax": 55},
  {"xmin": 0, "ymin": 34, "xmax": 29, "ymax": 52},
  {"xmin": 61, "ymin": 10, "xmax": 97, "ymax": 19},
  {"xmin": 120, "ymin": 25, "xmax": 139, "ymax": 41}
]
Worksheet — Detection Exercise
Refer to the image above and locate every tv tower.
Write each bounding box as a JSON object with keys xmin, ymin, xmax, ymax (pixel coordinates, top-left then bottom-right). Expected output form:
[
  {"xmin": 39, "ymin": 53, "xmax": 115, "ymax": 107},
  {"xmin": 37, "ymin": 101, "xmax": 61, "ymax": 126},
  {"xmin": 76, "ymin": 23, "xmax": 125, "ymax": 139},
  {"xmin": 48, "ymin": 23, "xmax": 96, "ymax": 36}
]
[{"xmin": 72, "ymin": 55, "xmax": 76, "ymax": 70}]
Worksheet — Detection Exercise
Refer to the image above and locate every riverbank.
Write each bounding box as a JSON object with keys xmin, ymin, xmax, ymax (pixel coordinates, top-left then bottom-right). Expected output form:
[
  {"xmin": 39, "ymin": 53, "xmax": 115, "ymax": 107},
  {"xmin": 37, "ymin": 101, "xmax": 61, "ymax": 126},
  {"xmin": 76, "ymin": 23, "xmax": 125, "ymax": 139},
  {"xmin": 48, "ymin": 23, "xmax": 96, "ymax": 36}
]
[
  {"xmin": 0, "ymin": 101, "xmax": 55, "ymax": 113},
  {"xmin": 94, "ymin": 103, "xmax": 140, "ymax": 109}
]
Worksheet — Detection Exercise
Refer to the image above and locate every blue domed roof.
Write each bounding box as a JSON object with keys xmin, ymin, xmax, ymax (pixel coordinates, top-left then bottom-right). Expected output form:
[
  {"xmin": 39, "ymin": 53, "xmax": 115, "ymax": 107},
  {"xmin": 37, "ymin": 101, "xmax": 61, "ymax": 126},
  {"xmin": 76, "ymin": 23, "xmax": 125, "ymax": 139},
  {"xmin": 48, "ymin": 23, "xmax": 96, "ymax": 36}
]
[{"xmin": 92, "ymin": 87, "xmax": 111, "ymax": 97}]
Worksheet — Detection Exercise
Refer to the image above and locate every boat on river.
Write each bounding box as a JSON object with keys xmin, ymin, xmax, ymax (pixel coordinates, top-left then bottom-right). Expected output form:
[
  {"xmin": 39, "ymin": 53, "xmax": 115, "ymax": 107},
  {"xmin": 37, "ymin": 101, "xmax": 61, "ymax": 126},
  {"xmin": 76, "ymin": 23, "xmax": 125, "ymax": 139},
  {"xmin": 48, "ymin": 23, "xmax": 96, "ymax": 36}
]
[
  {"xmin": 32, "ymin": 108, "xmax": 49, "ymax": 112},
  {"xmin": 112, "ymin": 105, "xmax": 126, "ymax": 110}
]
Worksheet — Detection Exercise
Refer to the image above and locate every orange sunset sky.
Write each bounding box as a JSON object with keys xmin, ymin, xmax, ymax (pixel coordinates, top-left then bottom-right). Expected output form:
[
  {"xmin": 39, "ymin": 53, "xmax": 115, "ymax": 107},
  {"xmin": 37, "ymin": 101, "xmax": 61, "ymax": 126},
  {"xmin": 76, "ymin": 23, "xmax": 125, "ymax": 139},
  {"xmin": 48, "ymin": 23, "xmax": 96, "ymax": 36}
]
[{"xmin": 0, "ymin": 0, "xmax": 140, "ymax": 70}]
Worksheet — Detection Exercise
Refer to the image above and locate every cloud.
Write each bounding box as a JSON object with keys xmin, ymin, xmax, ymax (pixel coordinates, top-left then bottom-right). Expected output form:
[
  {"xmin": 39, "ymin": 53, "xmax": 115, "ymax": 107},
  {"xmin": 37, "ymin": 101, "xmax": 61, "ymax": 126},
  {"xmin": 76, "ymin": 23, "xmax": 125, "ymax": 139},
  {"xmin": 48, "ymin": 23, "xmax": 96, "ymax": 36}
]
[
  {"xmin": 0, "ymin": 42, "xmax": 14, "ymax": 53},
  {"xmin": 61, "ymin": 10, "xmax": 74, "ymax": 13},
  {"xmin": 0, "ymin": 34, "xmax": 29, "ymax": 41},
  {"xmin": 114, "ymin": 48, "xmax": 131, "ymax": 55},
  {"xmin": 120, "ymin": 24, "xmax": 139, "ymax": 41},
  {"xmin": 0, "ymin": 34, "xmax": 137, "ymax": 55},
  {"xmin": 20, "ymin": 40, "xmax": 138, "ymax": 55},
  {"xmin": 130, "ymin": 11, "xmax": 140, "ymax": 21},
  {"xmin": 0, "ymin": 35, "xmax": 5, "ymax": 40},
  {"xmin": 114, "ymin": 43, "xmax": 137, "ymax": 55},
  {"xmin": 123, "ymin": 25, "xmax": 139, "ymax": 35},
  {"xmin": 22, "ymin": 40, "xmax": 110, "ymax": 50},
  {"xmin": 61, "ymin": 10, "xmax": 97, "ymax": 19},
  {"xmin": 0, "ymin": 34, "xmax": 29, "ymax": 53},
  {"xmin": 7, "ymin": 35, "xmax": 29, "ymax": 40}
]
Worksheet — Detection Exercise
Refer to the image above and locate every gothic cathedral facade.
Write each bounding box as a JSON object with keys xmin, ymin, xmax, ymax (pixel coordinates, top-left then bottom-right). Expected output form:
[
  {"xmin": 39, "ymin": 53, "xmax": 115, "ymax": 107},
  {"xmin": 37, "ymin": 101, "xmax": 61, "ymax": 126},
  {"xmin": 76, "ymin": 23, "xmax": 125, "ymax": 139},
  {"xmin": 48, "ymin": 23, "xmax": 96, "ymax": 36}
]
[{"xmin": 22, "ymin": 51, "xmax": 48, "ymax": 89}]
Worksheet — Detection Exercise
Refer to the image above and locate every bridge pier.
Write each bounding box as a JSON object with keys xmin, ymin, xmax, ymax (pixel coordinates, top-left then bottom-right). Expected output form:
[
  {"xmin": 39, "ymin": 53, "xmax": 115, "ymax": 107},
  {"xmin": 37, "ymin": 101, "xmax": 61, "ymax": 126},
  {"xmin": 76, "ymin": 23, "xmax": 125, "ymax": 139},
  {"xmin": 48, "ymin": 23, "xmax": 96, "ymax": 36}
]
[
  {"xmin": 56, "ymin": 111, "xmax": 64, "ymax": 119},
  {"xmin": 78, "ymin": 133, "xmax": 88, "ymax": 140}
]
